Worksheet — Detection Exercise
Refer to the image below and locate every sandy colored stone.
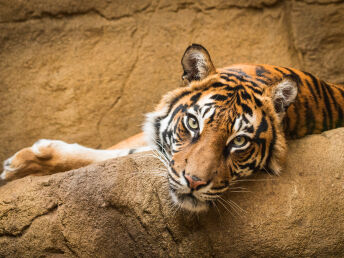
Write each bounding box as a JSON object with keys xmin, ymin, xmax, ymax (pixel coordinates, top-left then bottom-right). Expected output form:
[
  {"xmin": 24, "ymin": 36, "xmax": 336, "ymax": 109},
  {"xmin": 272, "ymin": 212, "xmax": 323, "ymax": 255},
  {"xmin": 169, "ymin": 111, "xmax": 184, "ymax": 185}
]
[
  {"xmin": 0, "ymin": 127, "xmax": 343, "ymax": 257},
  {"xmin": 290, "ymin": 1, "xmax": 344, "ymax": 83},
  {"xmin": 1, "ymin": 0, "xmax": 344, "ymax": 163}
]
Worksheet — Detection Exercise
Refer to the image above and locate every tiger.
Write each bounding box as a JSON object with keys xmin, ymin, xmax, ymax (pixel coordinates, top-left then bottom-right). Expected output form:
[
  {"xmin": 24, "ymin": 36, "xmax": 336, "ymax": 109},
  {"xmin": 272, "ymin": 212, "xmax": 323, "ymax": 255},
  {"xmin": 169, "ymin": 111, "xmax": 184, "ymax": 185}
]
[{"xmin": 2, "ymin": 44, "xmax": 344, "ymax": 212}]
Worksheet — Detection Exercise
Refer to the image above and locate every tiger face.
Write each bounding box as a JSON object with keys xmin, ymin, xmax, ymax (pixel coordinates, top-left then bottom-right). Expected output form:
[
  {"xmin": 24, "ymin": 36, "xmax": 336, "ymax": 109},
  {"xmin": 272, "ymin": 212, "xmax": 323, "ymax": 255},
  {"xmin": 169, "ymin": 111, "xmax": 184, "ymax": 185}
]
[{"xmin": 144, "ymin": 44, "xmax": 297, "ymax": 212}]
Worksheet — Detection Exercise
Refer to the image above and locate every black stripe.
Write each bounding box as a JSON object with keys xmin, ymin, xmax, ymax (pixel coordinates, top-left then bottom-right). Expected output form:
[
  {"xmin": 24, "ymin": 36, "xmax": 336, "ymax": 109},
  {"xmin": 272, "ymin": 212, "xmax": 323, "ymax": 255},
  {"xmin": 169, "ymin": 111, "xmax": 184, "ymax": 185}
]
[
  {"xmin": 337, "ymin": 86, "xmax": 344, "ymax": 99},
  {"xmin": 321, "ymin": 81, "xmax": 333, "ymax": 129},
  {"xmin": 304, "ymin": 71, "xmax": 321, "ymax": 98},
  {"xmin": 274, "ymin": 67, "xmax": 287, "ymax": 76},
  {"xmin": 168, "ymin": 174, "xmax": 182, "ymax": 186},
  {"xmin": 212, "ymin": 82, "xmax": 227, "ymax": 88},
  {"xmin": 164, "ymin": 91, "xmax": 191, "ymax": 119},
  {"xmin": 322, "ymin": 109, "xmax": 328, "ymax": 131},
  {"xmin": 202, "ymin": 107, "xmax": 211, "ymax": 118},
  {"xmin": 206, "ymin": 112, "xmax": 215, "ymax": 124},
  {"xmin": 305, "ymin": 79, "xmax": 319, "ymax": 104},
  {"xmin": 283, "ymin": 67, "xmax": 302, "ymax": 86},
  {"xmin": 326, "ymin": 83, "xmax": 344, "ymax": 128},
  {"xmin": 241, "ymin": 103, "xmax": 253, "ymax": 116},
  {"xmin": 203, "ymin": 192, "xmax": 223, "ymax": 196},
  {"xmin": 240, "ymin": 91, "xmax": 251, "ymax": 100},
  {"xmin": 190, "ymin": 92, "xmax": 202, "ymax": 105},
  {"xmin": 128, "ymin": 149, "xmax": 135, "ymax": 154},
  {"xmin": 210, "ymin": 94, "xmax": 228, "ymax": 101},
  {"xmin": 245, "ymin": 125, "xmax": 254, "ymax": 133},
  {"xmin": 246, "ymin": 85, "xmax": 263, "ymax": 95},
  {"xmin": 224, "ymin": 72, "xmax": 259, "ymax": 87},
  {"xmin": 256, "ymin": 138, "xmax": 266, "ymax": 167},
  {"xmin": 256, "ymin": 66, "xmax": 271, "ymax": 78},
  {"xmin": 224, "ymin": 86, "xmax": 236, "ymax": 91},
  {"xmin": 173, "ymin": 117, "xmax": 180, "ymax": 134},
  {"xmin": 169, "ymin": 167, "xmax": 179, "ymax": 178},
  {"xmin": 253, "ymin": 95, "xmax": 263, "ymax": 107},
  {"xmin": 239, "ymin": 148, "xmax": 256, "ymax": 163},
  {"xmin": 255, "ymin": 115, "xmax": 268, "ymax": 138},
  {"xmin": 167, "ymin": 104, "xmax": 187, "ymax": 125},
  {"xmin": 265, "ymin": 116, "xmax": 276, "ymax": 172},
  {"xmin": 220, "ymin": 76, "xmax": 237, "ymax": 84},
  {"xmin": 256, "ymin": 78, "xmax": 269, "ymax": 85},
  {"xmin": 242, "ymin": 114, "xmax": 249, "ymax": 124},
  {"xmin": 304, "ymin": 100, "xmax": 316, "ymax": 135},
  {"xmin": 236, "ymin": 95, "xmax": 241, "ymax": 105},
  {"xmin": 154, "ymin": 119, "xmax": 163, "ymax": 153},
  {"xmin": 238, "ymin": 161, "xmax": 256, "ymax": 171},
  {"xmin": 289, "ymin": 100, "xmax": 300, "ymax": 137},
  {"xmin": 230, "ymin": 117, "xmax": 238, "ymax": 132},
  {"xmin": 193, "ymin": 104, "xmax": 200, "ymax": 112}
]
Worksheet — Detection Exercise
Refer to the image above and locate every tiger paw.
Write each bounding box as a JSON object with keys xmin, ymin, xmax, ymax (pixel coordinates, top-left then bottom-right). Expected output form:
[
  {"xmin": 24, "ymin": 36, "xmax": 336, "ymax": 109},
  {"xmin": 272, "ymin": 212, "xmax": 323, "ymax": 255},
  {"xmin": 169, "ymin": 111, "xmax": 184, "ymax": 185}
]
[{"xmin": 1, "ymin": 139, "xmax": 81, "ymax": 181}]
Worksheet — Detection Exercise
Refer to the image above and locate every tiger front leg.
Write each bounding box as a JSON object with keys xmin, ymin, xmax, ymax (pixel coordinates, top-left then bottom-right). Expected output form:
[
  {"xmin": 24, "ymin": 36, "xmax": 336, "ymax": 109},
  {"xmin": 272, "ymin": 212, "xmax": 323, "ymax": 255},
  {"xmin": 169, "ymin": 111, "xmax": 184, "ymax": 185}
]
[{"xmin": 1, "ymin": 139, "xmax": 133, "ymax": 182}]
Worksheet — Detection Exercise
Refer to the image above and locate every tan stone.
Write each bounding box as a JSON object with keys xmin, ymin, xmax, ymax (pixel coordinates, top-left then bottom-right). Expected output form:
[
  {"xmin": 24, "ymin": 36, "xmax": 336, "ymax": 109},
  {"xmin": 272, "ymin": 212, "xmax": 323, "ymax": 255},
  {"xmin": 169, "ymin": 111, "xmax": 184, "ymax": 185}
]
[
  {"xmin": 0, "ymin": 127, "xmax": 343, "ymax": 257},
  {"xmin": 1, "ymin": 0, "xmax": 344, "ymax": 163},
  {"xmin": 290, "ymin": 1, "xmax": 344, "ymax": 83}
]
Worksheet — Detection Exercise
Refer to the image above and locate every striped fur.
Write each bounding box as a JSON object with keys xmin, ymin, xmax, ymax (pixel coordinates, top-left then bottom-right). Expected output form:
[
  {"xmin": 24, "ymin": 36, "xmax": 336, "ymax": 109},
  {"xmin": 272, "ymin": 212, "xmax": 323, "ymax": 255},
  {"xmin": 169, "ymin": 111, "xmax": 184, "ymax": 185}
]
[{"xmin": 144, "ymin": 44, "xmax": 344, "ymax": 212}]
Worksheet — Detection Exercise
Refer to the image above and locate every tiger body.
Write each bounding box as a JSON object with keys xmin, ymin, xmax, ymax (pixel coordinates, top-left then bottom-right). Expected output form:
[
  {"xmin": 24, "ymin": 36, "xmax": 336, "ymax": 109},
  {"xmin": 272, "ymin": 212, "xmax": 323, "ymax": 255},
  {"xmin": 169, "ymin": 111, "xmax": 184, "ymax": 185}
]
[{"xmin": 2, "ymin": 45, "xmax": 344, "ymax": 212}]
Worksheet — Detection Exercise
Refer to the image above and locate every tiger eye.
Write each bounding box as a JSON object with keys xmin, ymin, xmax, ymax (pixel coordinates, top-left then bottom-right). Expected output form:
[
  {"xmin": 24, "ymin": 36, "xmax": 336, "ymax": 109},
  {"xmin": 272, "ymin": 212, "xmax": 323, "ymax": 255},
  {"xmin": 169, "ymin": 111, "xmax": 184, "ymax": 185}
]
[
  {"xmin": 233, "ymin": 136, "xmax": 246, "ymax": 146},
  {"xmin": 187, "ymin": 116, "xmax": 199, "ymax": 130}
]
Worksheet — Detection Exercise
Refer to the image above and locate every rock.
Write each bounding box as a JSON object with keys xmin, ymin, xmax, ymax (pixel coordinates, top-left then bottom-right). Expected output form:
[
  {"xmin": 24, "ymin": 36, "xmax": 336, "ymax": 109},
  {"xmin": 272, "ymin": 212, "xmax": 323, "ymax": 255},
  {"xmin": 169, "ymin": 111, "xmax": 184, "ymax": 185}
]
[
  {"xmin": 0, "ymin": 128, "xmax": 343, "ymax": 257},
  {"xmin": 1, "ymin": 0, "xmax": 344, "ymax": 163}
]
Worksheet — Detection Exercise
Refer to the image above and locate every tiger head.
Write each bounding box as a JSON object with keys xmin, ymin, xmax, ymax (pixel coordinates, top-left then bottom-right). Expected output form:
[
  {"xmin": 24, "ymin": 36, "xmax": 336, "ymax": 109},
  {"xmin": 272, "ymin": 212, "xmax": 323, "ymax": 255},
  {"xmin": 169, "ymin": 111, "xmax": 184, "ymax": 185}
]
[{"xmin": 144, "ymin": 44, "xmax": 298, "ymax": 212}]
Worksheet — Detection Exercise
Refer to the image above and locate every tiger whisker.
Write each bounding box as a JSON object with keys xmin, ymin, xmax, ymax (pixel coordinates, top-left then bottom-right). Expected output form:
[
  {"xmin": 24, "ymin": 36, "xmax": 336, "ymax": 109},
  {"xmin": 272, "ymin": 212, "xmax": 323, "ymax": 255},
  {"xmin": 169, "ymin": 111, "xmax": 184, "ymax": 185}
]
[
  {"xmin": 232, "ymin": 178, "xmax": 279, "ymax": 182},
  {"xmin": 148, "ymin": 152, "xmax": 169, "ymax": 168},
  {"xmin": 218, "ymin": 196, "xmax": 245, "ymax": 219},
  {"xmin": 170, "ymin": 202, "xmax": 182, "ymax": 219},
  {"xmin": 229, "ymin": 186, "xmax": 248, "ymax": 190},
  {"xmin": 227, "ymin": 199, "xmax": 247, "ymax": 214},
  {"xmin": 211, "ymin": 201, "xmax": 222, "ymax": 221},
  {"xmin": 216, "ymin": 198, "xmax": 236, "ymax": 218},
  {"xmin": 262, "ymin": 167, "xmax": 273, "ymax": 177},
  {"xmin": 152, "ymin": 139, "xmax": 171, "ymax": 161}
]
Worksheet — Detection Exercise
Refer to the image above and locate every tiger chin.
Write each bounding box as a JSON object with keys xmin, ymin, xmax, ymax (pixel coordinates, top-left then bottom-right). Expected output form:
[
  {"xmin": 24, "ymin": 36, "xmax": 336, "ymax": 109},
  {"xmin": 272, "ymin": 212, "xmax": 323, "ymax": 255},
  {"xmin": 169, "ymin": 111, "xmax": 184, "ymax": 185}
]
[{"xmin": 3, "ymin": 44, "xmax": 344, "ymax": 213}]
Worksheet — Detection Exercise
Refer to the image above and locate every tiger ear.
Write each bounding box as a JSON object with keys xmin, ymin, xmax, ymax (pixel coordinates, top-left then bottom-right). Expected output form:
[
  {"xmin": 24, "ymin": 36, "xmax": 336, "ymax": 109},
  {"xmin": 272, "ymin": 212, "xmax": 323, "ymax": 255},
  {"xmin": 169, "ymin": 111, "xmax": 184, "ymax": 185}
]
[
  {"xmin": 181, "ymin": 44, "xmax": 216, "ymax": 85},
  {"xmin": 271, "ymin": 77, "xmax": 298, "ymax": 118}
]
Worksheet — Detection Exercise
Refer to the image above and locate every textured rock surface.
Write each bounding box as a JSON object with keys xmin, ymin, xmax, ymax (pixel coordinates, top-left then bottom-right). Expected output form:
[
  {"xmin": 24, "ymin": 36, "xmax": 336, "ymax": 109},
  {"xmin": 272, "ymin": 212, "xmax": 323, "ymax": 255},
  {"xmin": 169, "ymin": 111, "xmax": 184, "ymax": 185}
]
[
  {"xmin": 0, "ymin": 128, "xmax": 343, "ymax": 257},
  {"xmin": 1, "ymin": 0, "xmax": 344, "ymax": 162}
]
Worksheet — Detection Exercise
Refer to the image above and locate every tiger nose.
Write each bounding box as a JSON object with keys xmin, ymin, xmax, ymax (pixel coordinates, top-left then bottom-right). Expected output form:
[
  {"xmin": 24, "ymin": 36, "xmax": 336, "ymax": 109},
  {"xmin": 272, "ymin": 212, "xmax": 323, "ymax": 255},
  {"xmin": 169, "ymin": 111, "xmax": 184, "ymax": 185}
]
[{"xmin": 184, "ymin": 174, "xmax": 207, "ymax": 190}]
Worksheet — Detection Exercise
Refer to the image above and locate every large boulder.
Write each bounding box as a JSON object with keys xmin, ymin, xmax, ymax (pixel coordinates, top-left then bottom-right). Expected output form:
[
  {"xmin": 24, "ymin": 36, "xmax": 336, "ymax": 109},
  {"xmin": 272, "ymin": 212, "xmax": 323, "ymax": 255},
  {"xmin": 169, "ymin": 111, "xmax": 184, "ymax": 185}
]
[{"xmin": 0, "ymin": 128, "xmax": 343, "ymax": 257}]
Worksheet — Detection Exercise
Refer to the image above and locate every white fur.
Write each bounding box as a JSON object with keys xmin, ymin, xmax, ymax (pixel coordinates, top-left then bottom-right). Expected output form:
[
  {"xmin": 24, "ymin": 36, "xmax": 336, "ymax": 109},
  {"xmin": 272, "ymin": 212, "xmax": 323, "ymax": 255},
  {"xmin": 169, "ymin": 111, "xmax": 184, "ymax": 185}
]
[
  {"xmin": 143, "ymin": 107, "xmax": 169, "ymax": 151},
  {"xmin": 170, "ymin": 191, "xmax": 209, "ymax": 213},
  {"xmin": 190, "ymin": 52, "xmax": 207, "ymax": 79},
  {"xmin": 1, "ymin": 140, "xmax": 152, "ymax": 180},
  {"xmin": 273, "ymin": 79, "xmax": 298, "ymax": 115},
  {"xmin": 32, "ymin": 139, "xmax": 140, "ymax": 162}
]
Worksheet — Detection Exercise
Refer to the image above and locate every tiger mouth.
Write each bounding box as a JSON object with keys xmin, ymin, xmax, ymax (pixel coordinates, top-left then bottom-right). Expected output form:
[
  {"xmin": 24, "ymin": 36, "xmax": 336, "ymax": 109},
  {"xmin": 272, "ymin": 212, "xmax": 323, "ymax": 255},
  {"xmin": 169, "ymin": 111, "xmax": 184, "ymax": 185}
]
[{"xmin": 170, "ymin": 190, "xmax": 210, "ymax": 212}]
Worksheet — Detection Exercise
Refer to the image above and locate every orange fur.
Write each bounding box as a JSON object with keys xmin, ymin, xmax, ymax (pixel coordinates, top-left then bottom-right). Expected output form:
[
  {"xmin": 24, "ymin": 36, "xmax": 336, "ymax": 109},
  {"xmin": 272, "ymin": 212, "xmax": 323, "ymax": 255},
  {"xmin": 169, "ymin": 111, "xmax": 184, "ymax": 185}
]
[{"xmin": 107, "ymin": 132, "xmax": 147, "ymax": 150}]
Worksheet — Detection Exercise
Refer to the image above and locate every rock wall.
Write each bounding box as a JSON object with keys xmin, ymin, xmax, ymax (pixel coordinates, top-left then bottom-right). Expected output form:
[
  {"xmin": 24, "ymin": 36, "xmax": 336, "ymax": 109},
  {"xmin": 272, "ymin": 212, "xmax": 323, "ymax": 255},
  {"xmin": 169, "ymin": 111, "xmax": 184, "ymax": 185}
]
[
  {"xmin": 0, "ymin": 128, "xmax": 343, "ymax": 257},
  {"xmin": 0, "ymin": 0, "xmax": 343, "ymax": 162}
]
